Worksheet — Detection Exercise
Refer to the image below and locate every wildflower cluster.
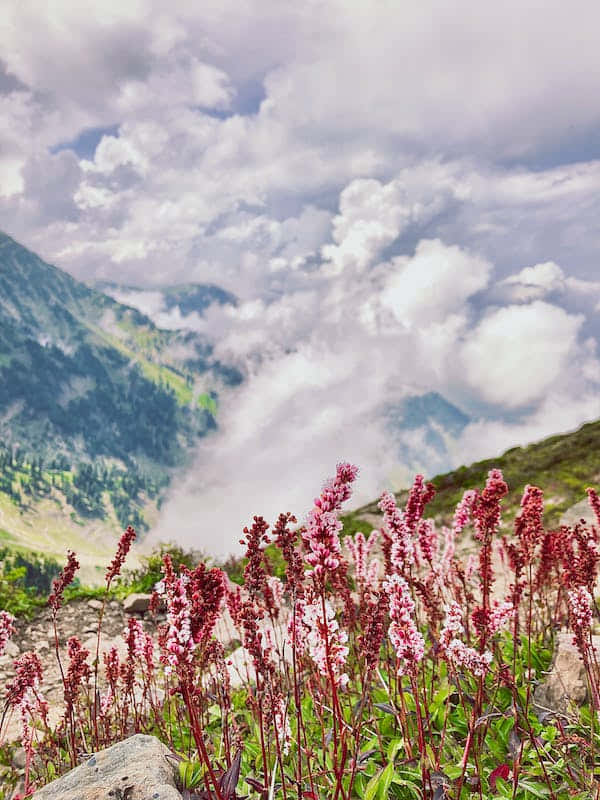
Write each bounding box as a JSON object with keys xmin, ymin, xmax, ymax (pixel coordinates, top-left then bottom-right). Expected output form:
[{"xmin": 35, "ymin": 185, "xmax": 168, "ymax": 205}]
[
  {"xmin": 0, "ymin": 610, "xmax": 15, "ymax": 657},
  {"xmin": 1, "ymin": 466, "xmax": 600, "ymax": 800},
  {"xmin": 48, "ymin": 550, "xmax": 79, "ymax": 612},
  {"xmin": 303, "ymin": 461, "xmax": 358, "ymax": 576},
  {"xmin": 384, "ymin": 574, "xmax": 424, "ymax": 676}
]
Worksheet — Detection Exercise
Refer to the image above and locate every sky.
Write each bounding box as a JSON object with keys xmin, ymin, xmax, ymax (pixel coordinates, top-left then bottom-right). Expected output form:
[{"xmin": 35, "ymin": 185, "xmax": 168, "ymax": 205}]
[{"xmin": 1, "ymin": 1, "xmax": 600, "ymax": 554}]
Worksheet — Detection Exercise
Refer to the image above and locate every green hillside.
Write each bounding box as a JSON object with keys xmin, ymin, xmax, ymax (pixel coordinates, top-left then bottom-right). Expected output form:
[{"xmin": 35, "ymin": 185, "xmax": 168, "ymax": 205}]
[
  {"xmin": 344, "ymin": 417, "xmax": 600, "ymax": 532},
  {"xmin": 0, "ymin": 232, "xmax": 241, "ymax": 564}
]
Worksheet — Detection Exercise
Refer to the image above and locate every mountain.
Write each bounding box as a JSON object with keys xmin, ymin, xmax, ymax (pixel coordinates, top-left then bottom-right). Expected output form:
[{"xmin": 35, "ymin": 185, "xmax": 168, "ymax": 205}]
[
  {"xmin": 383, "ymin": 391, "xmax": 470, "ymax": 471},
  {"xmin": 0, "ymin": 232, "xmax": 241, "ymax": 577},
  {"xmin": 97, "ymin": 281, "xmax": 237, "ymax": 318},
  {"xmin": 161, "ymin": 284, "xmax": 237, "ymax": 316},
  {"xmin": 344, "ymin": 417, "xmax": 600, "ymax": 533}
]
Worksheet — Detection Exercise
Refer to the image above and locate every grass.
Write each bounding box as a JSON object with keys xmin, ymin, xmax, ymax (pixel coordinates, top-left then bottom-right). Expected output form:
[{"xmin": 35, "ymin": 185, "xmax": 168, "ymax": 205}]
[{"xmin": 89, "ymin": 323, "xmax": 195, "ymax": 406}]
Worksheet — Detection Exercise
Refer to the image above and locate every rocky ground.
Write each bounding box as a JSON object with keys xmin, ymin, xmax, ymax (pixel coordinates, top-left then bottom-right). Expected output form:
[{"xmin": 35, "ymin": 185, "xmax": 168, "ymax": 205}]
[
  {"xmin": 0, "ymin": 595, "xmax": 160, "ymax": 743},
  {"xmin": 0, "ymin": 588, "xmax": 288, "ymax": 749}
]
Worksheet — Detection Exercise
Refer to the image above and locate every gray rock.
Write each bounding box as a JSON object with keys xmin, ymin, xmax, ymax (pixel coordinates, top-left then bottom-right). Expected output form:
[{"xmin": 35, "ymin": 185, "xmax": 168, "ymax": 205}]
[
  {"xmin": 12, "ymin": 747, "xmax": 26, "ymax": 769},
  {"xmin": 560, "ymin": 499, "xmax": 597, "ymax": 528},
  {"xmin": 534, "ymin": 632, "xmax": 600, "ymax": 714},
  {"xmin": 3, "ymin": 640, "xmax": 19, "ymax": 658},
  {"xmin": 32, "ymin": 734, "xmax": 181, "ymax": 800},
  {"xmin": 123, "ymin": 594, "xmax": 152, "ymax": 615},
  {"xmin": 87, "ymin": 599, "xmax": 104, "ymax": 612}
]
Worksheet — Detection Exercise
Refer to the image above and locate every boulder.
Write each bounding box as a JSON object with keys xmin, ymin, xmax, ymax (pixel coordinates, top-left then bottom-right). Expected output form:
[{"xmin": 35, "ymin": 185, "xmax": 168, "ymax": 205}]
[
  {"xmin": 87, "ymin": 599, "xmax": 104, "ymax": 612},
  {"xmin": 32, "ymin": 734, "xmax": 181, "ymax": 800},
  {"xmin": 560, "ymin": 499, "xmax": 597, "ymax": 528},
  {"xmin": 123, "ymin": 594, "xmax": 153, "ymax": 615},
  {"xmin": 81, "ymin": 634, "xmax": 128, "ymax": 662},
  {"xmin": 2, "ymin": 640, "xmax": 20, "ymax": 659},
  {"xmin": 534, "ymin": 632, "xmax": 600, "ymax": 715}
]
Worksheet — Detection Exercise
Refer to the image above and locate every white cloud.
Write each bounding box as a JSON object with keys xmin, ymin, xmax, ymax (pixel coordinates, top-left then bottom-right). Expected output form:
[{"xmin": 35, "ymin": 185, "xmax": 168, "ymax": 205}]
[
  {"xmin": 380, "ymin": 239, "xmax": 491, "ymax": 328},
  {"xmin": 460, "ymin": 301, "xmax": 585, "ymax": 407},
  {"xmin": 321, "ymin": 179, "xmax": 413, "ymax": 274},
  {"xmin": 504, "ymin": 262, "xmax": 565, "ymax": 290}
]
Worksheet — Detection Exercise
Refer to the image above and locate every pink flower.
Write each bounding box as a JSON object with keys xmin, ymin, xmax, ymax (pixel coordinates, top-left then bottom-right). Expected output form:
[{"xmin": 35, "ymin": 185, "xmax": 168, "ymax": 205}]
[
  {"xmin": 515, "ymin": 485, "xmax": 545, "ymax": 564},
  {"xmin": 439, "ymin": 602, "xmax": 464, "ymax": 650},
  {"xmin": 99, "ymin": 689, "xmax": 114, "ymax": 718},
  {"xmin": 143, "ymin": 633, "xmax": 155, "ymax": 679},
  {"xmin": 473, "ymin": 470, "xmax": 508, "ymax": 545},
  {"xmin": 272, "ymin": 695, "xmax": 291, "ymax": 755},
  {"xmin": 302, "ymin": 598, "xmax": 349, "ymax": 688},
  {"xmin": 304, "ymin": 463, "xmax": 358, "ymax": 576},
  {"xmin": 404, "ymin": 475, "xmax": 436, "ymax": 536},
  {"xmin": 446, "ymin": 639, "xmax": 492, "ymax": 677},
  {"xmin": 359, "ymin": 591, "xmax": 389, "ymax": 671},
  {"xmin": 6, "ymin": 652, "xmax": 43, "ymax": 707},
  {"xmin": 104, "ymin": 645, "xmax": 120, "ymax": 693},
  {"xmin": 124, "ymin": 617, "xmax": 145, "ymax": 659},
  {"xmin": 379, "ymin": 492, "xmax": 414, "ymax": 573},
  {"xmin": 226, "ymin": 585, "xmax": 244, "ymax": 627},
  {"xmin": 418, "ymin": 519, "xmax": 438, "ymax": 565},
  {"xmin": 568, "ymin": 586, "xmax": 593, "ymax": 634},
  {"xmin": 287, "ymin": 598, "xmax": 309, "ymax": 656},
  {"xmin": 267, "ymin": 575, "xmax": 285, "ymax": 610},
  {"xmin": 440, "ymin": 526, "xmax": 455, "ymax": 572},
  {"xmin": 63, "ymin": 637, "xmax": 91, "ymax": 714},
  {"xmin": 48, "ymin": 550, "xmax": 80, "ymax": 612},
  {"xmin": 384, "ymin": 574, "xmax": 424, "ymax": 676},
  {"xmin": 453, "ymin": 490, "xmax": 477, "ymax": 537},
  {"xmin": 105, "ymin": 526, "xmax": 136, "ymax": 585},
  {"xmin": 347, "ymin": 530, "xmax": 379, "ymax": 588},
  {"xmin": 240, "ymin": 599, "xmax": 276, "ymax": 680},
  {"xmin": 162, "ymin": 577, "xmax": 194, "ymax": 676},
  {"xmin": 0, "ymin": 610, "xmax": 15, "ymax": 657},
  {"xmin": 488, "ymin": 601, "xmax": 514, "ymax": 636},
  {"xmin": 439, "ymin": 603, "xmax": 492, "ymax": 676}
]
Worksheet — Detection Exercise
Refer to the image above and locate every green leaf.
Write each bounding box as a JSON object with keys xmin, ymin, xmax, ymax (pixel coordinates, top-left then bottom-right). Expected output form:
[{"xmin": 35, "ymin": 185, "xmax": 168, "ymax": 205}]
[
  {"xmin": 390, "ymin": 773, "xmax": 423, "ymax": 799},
  {"xmin": 378, "ymin": 762, "xmax": 394, "ymax": 800},
  {"xmin": 364, "ymin": 768, "xmax": 383, "ymax": 800},
  {"xmin": 178, "ymin": 760, "xmax": 205, "ymax": 789},
  {"xmin": 386, "ymin": 738, "xmax": 404, "ymax": 763},
  {"xmin": 443, "ymin": 765, "xmax": 462, "ymax": 780},
  {"xmin": 517, "ymin": 780, "xmax": 551, "ymax": 797}
]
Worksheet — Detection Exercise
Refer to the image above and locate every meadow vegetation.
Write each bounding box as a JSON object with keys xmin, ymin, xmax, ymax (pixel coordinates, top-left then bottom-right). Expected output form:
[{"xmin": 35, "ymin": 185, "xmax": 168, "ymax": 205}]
[{"xmin": 0, "ymin": 464, "xmax": 599, "ymax": 799}]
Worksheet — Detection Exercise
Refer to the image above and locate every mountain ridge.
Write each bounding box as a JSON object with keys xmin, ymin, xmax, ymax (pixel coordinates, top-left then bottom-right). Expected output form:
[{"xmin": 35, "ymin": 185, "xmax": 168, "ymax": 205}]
[{"xmin": 0, "ymin": 232, "xmax": 241, "ymax": 573}]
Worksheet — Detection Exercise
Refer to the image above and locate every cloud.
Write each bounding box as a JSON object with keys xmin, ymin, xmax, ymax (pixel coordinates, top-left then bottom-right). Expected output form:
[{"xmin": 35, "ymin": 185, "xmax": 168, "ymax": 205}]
[
  {"xmin": 148, "ymin": 238, "xmax": 589, "ymax": 556},
  {"xmin": 321, "ymin": 178, "xmax": 417, "ymax": 274},
  {"xmin": 460, "ymin": 301, "xmax": 585, "ymax": 408},
  {"xmin": 380, "ymin": 239, "xmax": 491, "ymax": 328},
  {"xmin": 503, "ymin": 263, "xmax": 565, "ymax": 290}
]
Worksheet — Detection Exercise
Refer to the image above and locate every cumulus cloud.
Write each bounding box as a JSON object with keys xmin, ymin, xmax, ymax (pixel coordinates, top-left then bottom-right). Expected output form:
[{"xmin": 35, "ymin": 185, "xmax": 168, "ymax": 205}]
[
  {"xmin": 460, "ymin": 301, "xmax": 585, "ymax": 408},
  {"xmin": 504, "ymin": 263, "xmax": 565, "ymax": 290},
  {"xmin": 379, "ymin": 239, "xmax": 491, "ymax": 328}
]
